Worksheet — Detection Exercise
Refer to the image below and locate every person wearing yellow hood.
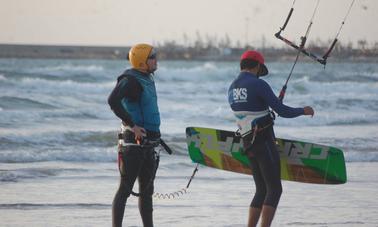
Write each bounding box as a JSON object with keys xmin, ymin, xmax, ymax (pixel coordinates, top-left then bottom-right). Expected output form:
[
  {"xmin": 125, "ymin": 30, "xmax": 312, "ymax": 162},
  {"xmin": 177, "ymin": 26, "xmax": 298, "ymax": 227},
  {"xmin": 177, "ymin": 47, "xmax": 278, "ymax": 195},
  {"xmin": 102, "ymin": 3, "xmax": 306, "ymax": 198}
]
[{"xmin": 108, "ymin": 43, "xmax": 160, "ymax": 227}]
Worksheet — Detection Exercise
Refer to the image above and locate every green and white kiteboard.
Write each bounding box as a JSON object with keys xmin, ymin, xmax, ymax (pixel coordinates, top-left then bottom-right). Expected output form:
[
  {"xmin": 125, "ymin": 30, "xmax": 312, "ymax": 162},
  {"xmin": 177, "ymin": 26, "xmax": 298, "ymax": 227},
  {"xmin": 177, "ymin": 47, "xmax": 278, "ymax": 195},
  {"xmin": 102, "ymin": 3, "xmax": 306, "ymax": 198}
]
[{"xmin": 186, "ymin": 127, "xmax": 347, "ymax": 184}]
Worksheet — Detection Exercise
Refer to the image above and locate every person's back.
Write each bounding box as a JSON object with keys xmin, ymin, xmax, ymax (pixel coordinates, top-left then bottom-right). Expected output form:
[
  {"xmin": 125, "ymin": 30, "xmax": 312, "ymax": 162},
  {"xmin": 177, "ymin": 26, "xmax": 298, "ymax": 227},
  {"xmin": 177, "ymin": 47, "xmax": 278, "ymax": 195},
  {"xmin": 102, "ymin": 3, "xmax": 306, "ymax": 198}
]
[
  {"xmin": 228, "ymin": 50, "xmax": 314, "ymax": 227},
  {"xmin": 229, "ymin": 72, "xmax": 269, "ymax": 112}
]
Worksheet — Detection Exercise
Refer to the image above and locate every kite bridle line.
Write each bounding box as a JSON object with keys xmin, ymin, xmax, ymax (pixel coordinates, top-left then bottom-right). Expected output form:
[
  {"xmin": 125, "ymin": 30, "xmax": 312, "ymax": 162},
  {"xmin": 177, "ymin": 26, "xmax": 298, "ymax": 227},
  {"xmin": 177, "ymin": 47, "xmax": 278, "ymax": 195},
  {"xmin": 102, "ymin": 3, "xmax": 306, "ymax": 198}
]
[
  {"xmin": 275, "ymin": 0, "xmax": 356, "ymax": 67},
  {"xmin": 323, "ymin": 0, "xmax": 356, "ymax": 62},
  {"xmin": 278, "ymin": 0, "xmax": 320, "ymax": 101},
  {"xmin": 276, "ymin": 0, "xmax": 356, "ymax": 101}
]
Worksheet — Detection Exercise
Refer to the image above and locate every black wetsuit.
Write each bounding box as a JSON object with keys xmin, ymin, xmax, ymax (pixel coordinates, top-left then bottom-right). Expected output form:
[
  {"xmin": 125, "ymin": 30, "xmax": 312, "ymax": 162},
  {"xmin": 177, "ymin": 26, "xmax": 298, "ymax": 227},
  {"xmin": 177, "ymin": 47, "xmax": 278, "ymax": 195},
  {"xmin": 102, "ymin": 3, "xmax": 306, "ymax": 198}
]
[
  {"xmin": 244, "ymin": 126, "xmax": 282, "ymax": 208},
  {"xmin": 108, "ymin": 69, "xmax": 161, "ymax": 227},
  {"xmin": 112, "ymin": 130, "xmax": 158, "ymax": 227}
]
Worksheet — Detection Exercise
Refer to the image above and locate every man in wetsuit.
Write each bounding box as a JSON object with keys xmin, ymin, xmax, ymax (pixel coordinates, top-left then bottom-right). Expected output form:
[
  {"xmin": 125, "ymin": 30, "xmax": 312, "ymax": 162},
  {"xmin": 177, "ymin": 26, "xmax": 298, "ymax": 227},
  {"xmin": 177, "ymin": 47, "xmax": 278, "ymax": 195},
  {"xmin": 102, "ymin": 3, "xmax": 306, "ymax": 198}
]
[
  {"xmin": 228, "ymin": 50, "xmax": 314, "ymax": 227},
  {"xmin": 108, "ymin": 43, "xmax": 160, "ymax": 227}
]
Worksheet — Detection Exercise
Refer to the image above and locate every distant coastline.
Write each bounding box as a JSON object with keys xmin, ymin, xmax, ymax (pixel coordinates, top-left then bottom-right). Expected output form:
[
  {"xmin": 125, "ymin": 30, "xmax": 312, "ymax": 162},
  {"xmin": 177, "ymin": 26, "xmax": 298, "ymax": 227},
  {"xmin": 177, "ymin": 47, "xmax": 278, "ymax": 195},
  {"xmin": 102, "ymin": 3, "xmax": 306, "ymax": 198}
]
[{"xmin": 0, "ymin": 43, "xmax": 377, "ymax": 62}]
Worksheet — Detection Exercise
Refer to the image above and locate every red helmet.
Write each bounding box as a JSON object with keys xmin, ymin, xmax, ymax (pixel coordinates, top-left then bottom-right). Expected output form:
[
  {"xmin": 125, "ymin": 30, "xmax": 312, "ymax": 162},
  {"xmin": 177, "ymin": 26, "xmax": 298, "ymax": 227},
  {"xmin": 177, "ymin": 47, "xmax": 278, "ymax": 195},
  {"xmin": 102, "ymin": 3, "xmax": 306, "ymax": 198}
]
[{"xmin": 240, "ymin": 50, "xmax": 268, "ymax": 76}]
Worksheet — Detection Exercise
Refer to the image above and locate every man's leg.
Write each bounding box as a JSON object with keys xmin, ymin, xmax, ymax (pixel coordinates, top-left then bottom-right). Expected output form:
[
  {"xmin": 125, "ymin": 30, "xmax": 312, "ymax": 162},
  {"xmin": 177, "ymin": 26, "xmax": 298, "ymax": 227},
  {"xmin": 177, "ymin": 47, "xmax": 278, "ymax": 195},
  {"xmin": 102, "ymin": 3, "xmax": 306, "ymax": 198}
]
[
  {"xmin": 248, "ymin": 151, "xmax": 266, "ymax": 227},
  {"xmin": 260, "ymin": 205, "xmax": 277, "ymax": 227},
  {"xmin": 112, "ymin": 148, "xmax": 141, "ymax": 227},
  {"xmin": 258, "ymin": 139, "xmax": 282, "ymax": 227},
  {"xmin": 248, "ymin": 207, "xmax": 262, "ymax": 227},
  {"xmin": 138, "ymin": 148, "xmax": 156, "ymax": 227}
]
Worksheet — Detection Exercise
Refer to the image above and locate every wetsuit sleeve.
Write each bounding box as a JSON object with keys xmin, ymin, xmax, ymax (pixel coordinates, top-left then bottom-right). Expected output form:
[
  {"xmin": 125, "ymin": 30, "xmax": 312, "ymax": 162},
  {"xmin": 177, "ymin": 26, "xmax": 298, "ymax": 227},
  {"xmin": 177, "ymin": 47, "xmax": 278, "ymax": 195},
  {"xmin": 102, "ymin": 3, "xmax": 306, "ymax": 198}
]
[
  {"xmin": 107, "ymin": 76, "xmax": 143, "ymax": 127},
  {"xmin": 258, "ymin": 80, "xmax": 304, "ymax": 118}
]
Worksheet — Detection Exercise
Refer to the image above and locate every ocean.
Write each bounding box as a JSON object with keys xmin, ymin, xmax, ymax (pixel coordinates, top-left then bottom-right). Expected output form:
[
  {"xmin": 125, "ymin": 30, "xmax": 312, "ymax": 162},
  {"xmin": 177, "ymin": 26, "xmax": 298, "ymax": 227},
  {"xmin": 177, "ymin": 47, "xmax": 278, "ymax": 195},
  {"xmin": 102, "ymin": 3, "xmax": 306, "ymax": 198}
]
[{"xmin": 0, "ymin": 58, "xmax": 377, "ymax": 226}]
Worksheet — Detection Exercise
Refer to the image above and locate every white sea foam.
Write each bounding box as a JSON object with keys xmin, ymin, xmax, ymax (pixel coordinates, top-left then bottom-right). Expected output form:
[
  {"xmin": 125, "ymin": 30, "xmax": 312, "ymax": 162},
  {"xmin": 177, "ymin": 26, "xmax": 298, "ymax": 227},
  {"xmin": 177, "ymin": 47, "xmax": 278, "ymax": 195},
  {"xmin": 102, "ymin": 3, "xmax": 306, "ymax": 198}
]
[
  {"xmin": 0, "ymin": 58, "xmax": 377, "ymax": 164},
  {"xmin": 29, "ymin": 64, "xmax": 105, "ymax": 74}
]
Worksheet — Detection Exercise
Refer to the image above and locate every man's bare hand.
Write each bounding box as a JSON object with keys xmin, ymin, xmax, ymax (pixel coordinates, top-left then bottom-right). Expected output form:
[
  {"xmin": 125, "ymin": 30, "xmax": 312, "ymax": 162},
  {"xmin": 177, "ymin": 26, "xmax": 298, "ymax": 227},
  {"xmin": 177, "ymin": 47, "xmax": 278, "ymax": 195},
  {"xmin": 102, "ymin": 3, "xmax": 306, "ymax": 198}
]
[
  {"xmin": 304, "ymin": 106, "xmax": 314, "ymax": 117},
  {"xmin": 132, "ymin": 125, "xmax": 146, "ymax": 143}
]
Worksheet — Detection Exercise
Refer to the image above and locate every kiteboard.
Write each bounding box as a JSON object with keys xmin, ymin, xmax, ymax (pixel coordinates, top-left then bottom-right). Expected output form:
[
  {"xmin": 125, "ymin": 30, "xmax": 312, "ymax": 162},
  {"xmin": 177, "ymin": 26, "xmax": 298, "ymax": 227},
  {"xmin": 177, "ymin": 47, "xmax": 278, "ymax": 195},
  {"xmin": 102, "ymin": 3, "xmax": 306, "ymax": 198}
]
[{"xmin": 186, "ymin": 127, "xmax": 347, "ymax": 184}]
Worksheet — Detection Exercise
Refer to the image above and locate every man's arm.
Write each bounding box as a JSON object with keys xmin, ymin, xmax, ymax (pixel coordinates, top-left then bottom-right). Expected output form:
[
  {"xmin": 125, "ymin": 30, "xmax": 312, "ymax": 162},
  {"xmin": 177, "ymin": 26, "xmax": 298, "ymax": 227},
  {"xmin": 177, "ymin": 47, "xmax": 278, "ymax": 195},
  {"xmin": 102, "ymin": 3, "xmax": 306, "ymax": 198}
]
[
  {"xmin": 107, "ymin": 76, "xmax": 143, "ymax": 127},
  {"xmin": 259, "ymin": 80, "xmax": 304, "ymax": 118}
]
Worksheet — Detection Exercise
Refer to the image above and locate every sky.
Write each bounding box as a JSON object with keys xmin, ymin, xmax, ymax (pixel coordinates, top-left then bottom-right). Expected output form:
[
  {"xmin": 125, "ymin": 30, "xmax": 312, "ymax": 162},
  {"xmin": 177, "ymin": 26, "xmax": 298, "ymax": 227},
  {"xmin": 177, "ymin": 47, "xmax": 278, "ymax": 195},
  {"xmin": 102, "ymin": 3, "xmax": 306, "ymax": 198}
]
[{"xmin": 0, "ymin": 0, "xmax": 377, "ymax": 48}]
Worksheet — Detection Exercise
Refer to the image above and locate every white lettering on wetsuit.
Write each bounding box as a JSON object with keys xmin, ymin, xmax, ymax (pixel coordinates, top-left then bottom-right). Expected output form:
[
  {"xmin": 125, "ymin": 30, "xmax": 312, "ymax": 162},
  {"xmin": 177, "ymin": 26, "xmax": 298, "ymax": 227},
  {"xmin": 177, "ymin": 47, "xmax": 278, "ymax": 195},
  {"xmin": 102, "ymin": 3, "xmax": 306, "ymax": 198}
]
[{"xmin": 233, "ymin": 88, "xmax": 248, "ymax": 103}]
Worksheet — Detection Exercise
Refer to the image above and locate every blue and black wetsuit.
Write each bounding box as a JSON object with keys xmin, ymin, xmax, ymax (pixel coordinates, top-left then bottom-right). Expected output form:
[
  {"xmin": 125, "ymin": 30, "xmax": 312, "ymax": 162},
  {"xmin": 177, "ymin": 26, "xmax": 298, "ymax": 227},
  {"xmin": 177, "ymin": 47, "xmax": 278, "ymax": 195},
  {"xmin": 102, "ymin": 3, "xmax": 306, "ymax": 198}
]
[
  {"xmin": 108, "ymin": 68, "xmax": 160, "ymax": 227},
  {"xmin": 228, "ymin": 71, "xmax": 304, "ymax": 208}
]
